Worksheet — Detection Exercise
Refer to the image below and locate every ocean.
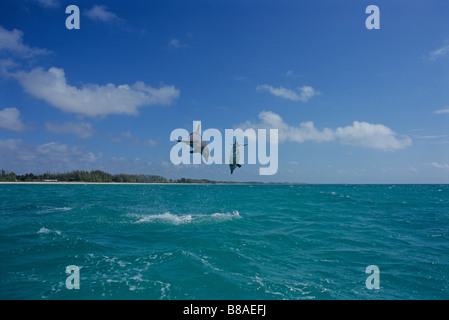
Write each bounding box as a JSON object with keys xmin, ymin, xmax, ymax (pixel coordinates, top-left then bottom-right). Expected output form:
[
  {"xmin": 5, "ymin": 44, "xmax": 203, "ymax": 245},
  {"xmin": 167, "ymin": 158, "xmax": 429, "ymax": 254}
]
[{"xmin": 0, "ymin": 183, "xmax": 448, "ymax": 300}]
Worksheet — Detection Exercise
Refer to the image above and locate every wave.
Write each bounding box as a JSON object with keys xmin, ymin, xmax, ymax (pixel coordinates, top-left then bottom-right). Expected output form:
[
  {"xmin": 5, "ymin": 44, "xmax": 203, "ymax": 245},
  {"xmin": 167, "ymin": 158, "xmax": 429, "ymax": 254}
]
[
  {"xmin": 37, "ymin": 206, "xmax": 74, "ymax": 215},
  {"xmin": 135, "ymin": 212, "xmax": 192, "ymax": 225},
  {"xmin": 210, "ymin": 211, "xmax": 240, "ymax": 220},
  {"xmin": 37, "ymin": 227, "xmax": 62, "ymax": 235},
  {"xmin": 133, "ymin": 211, "xmax": 240, "ymax": 225}
]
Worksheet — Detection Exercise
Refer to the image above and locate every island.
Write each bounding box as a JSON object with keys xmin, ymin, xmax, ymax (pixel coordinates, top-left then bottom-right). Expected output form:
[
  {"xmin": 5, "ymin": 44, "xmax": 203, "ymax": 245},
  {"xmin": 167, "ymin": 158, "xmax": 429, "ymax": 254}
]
[{"xmin": 0, "ymin": 169, "xmax": 299, "ymax": 185}]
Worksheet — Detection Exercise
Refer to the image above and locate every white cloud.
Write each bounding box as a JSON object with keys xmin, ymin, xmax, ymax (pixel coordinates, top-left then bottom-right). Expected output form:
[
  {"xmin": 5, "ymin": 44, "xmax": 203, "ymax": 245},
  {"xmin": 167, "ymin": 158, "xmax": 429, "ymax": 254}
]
[
  {"xmin": 252, "ymin": 111, "xmax": 333, "ymax": 143},
  {"xmin": 429, "ymin": 44, "xmax": 449, "ymax": 60},
  {"xmin": 234, "ymin": 76, "xmax": 247, "ymax": 81},
  {"xmin": 33, "ymin": 0, "xmax": 60, "ymax": 8},
  {"xmin": 45, "ymin": 121, "xmax": 95, "ymax": 138},
  {"xmin": 0, "ymin": 138, "xmax": 21, "ymax": 151},
  {"xmin": 110, "ymin": 131, "xmax": 137, "ymax": 144},
  {"xmin": 238, "ymin": 111, "xmax": 412, "ymax": 151},
  {"xmin": 334, "ymin": 121, "xmax": 412, "ymax": 150},
  {"xmin": 415, "ymin": 135, "xmax": 447, "ymax": 140},
  {"xmin": 85, "ymin": 5, "xmax": 121, "ymax": 23},
  {"xmin": 0, "ymin": 139, "xmax": 102, "ymax": 172},
  {"xmin": 169, "ymin": 38, "xmax": 187, "ymax": 48},
  {"xmin": 0, "ymin": 107, "xmax": 26, "ymax": 131},
  {"xmin": 13, "ymin": 67, "xmax": 180, "ymax": 117},
  {"xmin": 256, "ymin": 84, "xmax": 320, "ymax": 102},
  {"xmin": 433, "ymin": 108, "xmax": 449, "ymax": 114},
  {"xmin": 36, "ymin": 142, "xmax": 102, "ymax": 164},
  {"xmin": 298, "ymin": 86, "xmax": 320, "ymax": 102},
  {"xmin": 0, "ymin": 58, "xmax": 18, "ymax": 77},
  {"xmin": 430, "ymin": 162, "xmax": 449, "ymax": 169},
  {"xmin": 122, "ymin": 131, "xmax": 134, "ymax": 140},
  {"xmin": 256, "ymin": 85, "xmax": 298, "ymax": 101},
  {"xmin": 147, "ymin": 139, "xmax": 159, "ymax": 147},
  {"xmin": 161, "ymin": 161, "xmax": 170, "ymax": 168},
  {"xmin": 110, "ymin": 131, "xmax": 159, "ymax": 148},
  {"xmin": 0, "ymin": 25, "xmax": 51, "ymax": 58},
  {"xmin": 408, "ymin": 166, "xmax": 418, "ymax": 173}
]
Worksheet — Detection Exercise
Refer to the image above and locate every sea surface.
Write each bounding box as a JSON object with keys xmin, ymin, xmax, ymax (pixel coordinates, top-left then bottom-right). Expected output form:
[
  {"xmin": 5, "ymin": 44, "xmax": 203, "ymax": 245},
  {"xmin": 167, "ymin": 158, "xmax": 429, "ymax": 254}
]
[{"xmin": 0, "ymin": 184, "xmax": 448, "ymax": 300}]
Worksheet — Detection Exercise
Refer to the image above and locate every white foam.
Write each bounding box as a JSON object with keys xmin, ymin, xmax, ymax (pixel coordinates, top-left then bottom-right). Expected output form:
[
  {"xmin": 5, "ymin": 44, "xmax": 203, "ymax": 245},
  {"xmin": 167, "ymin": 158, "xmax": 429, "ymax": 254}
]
[
  {"xmin": 57, "ymin": 207, "xmax": 73, "ymax": 211},
  {"xmin": 210, "ymin": 210, "xmax": 240, "ymax": 220},
  {"xmin": 38, "ymin": 206, "xmax": 73, "ymax": 214},
  {"xmin": 133, "ymin": 210, "xmax": 240, "ymax": 225},
  {"xmin": 37, "ymin": 227, "xmax": 61, "ymax": 235},
  {"xmin": 136, "ymin": 212, "xmax": 192, "ymax": 225}
]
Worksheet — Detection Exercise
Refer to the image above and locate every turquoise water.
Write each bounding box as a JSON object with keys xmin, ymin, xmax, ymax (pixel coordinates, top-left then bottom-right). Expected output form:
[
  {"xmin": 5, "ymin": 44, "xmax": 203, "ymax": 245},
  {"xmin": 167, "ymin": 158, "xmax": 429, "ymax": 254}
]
[{"xmin": 0, "ymin": 184, "xmax": 448, "ymax": 300}]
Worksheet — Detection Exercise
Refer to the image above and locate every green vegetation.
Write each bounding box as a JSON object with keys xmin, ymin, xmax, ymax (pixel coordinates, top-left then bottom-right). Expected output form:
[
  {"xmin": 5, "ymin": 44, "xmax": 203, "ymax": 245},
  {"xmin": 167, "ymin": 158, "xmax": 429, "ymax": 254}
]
[
  {"xmin": 0, "ymin": 169, "xmax": 17, "ymax": 182},
  {"xmin": 0, "ymin": 169, "xmax": 235, "ymax": 184},
  {"xmin": 1, "ymin": 169, "xmax": 300, "ymax": 184}
]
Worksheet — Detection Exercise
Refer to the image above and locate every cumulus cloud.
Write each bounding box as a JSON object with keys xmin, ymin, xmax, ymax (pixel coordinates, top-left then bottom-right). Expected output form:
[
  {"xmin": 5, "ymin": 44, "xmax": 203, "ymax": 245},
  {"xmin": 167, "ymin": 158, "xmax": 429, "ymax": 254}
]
[
  {"xmin": 0, "ymin": 107, "xmax": 26, "ymax": 131},
  {"xmin": 256, "ymin": 84, "xmax": 320, "ymax": 102},
  {"xmin": 85, "ymin": 5, "xmax": 121, "ymax": 23},
  {"xmin": 238, "ymin": 111, "xmax": 411, "ymax": 151},
  {"xmin": 0, "ymin": 138, "xmax": 102, "ymax": 172},
  {"xmin": 250, "ymin": 111, "xmax": 333, "ymax": 143},
  {"xmin": 12, "ymin": 66, "xmax": 180, "ymax": 117},
  {"xmin": 36, "ymin": 142, "xmax": 101, "ymax": 163},
  {"xmin": 0, "ymin": 138, "xmax": 21, "ymax": 152},
  {"xmin": 45, "ymin": 121, "xmax": 95, "ymax": 138},
  {"xmin": 335, "ymin": 121, "xmax": 411, "ymax": 150},
  {"xmin": 0, "ymin": 25, "xmax": 51, "ymax": 58}
]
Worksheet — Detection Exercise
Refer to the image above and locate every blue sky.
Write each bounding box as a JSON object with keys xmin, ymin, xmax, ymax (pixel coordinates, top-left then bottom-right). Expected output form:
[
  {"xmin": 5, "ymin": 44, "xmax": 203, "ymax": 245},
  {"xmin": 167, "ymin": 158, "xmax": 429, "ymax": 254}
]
[{"xmin": 0, "ymin": 0, "xmax": 448, "ymax": 183}]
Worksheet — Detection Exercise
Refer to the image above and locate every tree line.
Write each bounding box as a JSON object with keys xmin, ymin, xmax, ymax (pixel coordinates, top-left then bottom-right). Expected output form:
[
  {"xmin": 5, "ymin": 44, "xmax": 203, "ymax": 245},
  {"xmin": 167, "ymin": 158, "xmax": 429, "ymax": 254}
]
[{"xmin": 0, "ymin": 169, "xmax": 226, "ymax": 184}]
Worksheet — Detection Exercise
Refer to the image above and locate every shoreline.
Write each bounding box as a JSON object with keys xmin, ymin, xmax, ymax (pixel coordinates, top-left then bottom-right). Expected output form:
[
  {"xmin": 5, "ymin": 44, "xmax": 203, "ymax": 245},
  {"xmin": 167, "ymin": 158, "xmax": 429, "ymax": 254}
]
[
  {"xmin": 0, "ymin": 181, "xmax": 265, "ymax": 185},
  {"xmin": 0, "ymin": 181, "xmax": 446, "ymax": 186}
]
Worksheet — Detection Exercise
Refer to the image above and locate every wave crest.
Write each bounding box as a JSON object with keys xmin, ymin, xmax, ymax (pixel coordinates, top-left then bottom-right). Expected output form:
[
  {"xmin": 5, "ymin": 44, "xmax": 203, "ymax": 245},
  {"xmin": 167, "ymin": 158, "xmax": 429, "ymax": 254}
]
[
  {"xmin": 135, "ymin": 212, "xmax": 192, "ymax": 225},
  {"xmin": 37, "ymin": 227, "xmax": 62, "ymax": 235},
  {"xmin": 133, "ymin": 211, "xmax": 240, "ymax": 225}
]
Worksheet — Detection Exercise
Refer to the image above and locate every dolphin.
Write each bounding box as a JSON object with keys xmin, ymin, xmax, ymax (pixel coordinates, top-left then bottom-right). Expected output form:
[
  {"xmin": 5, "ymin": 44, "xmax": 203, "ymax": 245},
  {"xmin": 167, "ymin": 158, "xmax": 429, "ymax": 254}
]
[
  {"xmin": 174, "ymin": 124, "xmax": 210, "ymax": 162},
  {"xmin": 229, "ymin": 137, "xmax": 247, "ymax": 174}
]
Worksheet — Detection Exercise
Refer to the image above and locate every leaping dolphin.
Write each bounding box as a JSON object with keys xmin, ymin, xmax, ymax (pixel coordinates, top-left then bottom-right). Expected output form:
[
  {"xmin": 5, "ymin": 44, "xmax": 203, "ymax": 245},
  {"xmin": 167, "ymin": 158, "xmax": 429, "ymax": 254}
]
[
  {"xmin": 174, "ymin": 124, "xmax": 210, "ymax": 162},
  {"xmin": 229, "ymin": 137, "xmax": 247, "ymax": 174}
]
